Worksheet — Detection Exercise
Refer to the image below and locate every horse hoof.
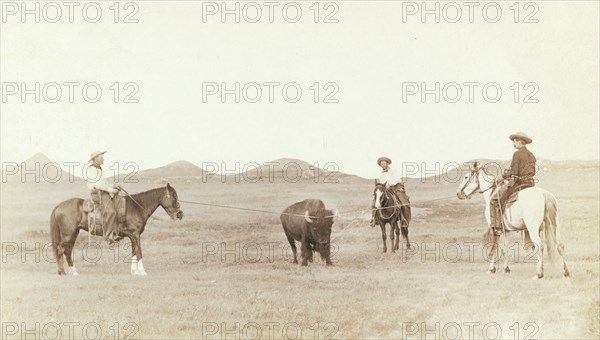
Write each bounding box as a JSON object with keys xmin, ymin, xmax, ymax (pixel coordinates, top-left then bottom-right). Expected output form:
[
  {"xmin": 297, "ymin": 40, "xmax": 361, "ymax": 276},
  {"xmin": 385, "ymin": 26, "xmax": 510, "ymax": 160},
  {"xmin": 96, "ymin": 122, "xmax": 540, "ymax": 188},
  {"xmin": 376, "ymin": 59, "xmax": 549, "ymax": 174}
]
[
  {"xmin": 563, "ymin": 271, "xmax": 571, "ymax": 278},
  {"xmin": 58, "ymin": 271, "xmax": 66, "ymax": 276},
  {"xmin": 532, "ymin": 274, "xmax": 543, "ymax": 280},
  {"xmin": 487, "ymin": 268, "xmax": 496, "ymax": 274},
  {"xmin": 134, "ymin": 271, "xmax": 147, "ymax": 276},
  {"xmin": 504, "ymin": 267, "xmax": 510, "ymax": 273}
]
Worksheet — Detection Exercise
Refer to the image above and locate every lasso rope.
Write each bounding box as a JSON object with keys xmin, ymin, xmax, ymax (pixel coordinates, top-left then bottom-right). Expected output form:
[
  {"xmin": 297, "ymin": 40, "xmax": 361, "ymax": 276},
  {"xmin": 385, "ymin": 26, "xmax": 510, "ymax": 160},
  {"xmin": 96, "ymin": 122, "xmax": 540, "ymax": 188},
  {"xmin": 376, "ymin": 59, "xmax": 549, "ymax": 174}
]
[{"xmin": 179, "ymin": 195, "xmax": 457, "ymax": 219}]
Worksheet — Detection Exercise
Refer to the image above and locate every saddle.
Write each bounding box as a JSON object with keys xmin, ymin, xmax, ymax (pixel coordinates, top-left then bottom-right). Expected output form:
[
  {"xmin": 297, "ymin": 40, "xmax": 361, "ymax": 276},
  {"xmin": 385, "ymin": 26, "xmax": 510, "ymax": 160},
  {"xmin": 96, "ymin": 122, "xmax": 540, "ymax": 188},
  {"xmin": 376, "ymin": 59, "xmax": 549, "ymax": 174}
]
[
  {"xmin": 82, "ymin": 194, "xmax": 127, "ymax": 225},
  {"xmin": 503, "ymin": 183, "xmax": 533, "ymax": 210}
]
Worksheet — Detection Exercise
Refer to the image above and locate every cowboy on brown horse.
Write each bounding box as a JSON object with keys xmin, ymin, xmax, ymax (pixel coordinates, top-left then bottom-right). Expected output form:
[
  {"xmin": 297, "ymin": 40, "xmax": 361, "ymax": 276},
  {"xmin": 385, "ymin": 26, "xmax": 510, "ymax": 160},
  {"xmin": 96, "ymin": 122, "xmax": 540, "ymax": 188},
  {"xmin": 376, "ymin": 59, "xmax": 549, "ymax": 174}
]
[
  {"xmin": 490, "ymin": 132, "xmax": 537, "ymax": 235},
  {"xmin": 370, "ymin": 156, "xmax": 411, "ymax": 228},
  {"xmin": 83, "ymin": 150, "xmax": 122, "ymax": 244}
]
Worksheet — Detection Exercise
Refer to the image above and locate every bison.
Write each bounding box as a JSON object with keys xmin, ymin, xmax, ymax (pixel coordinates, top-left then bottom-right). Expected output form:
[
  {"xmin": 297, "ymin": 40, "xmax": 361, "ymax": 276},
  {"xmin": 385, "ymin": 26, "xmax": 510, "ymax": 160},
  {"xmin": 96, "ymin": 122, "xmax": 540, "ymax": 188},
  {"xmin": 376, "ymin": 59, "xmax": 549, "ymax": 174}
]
[{"xmin": 280, "ymin": 199, "xmax": 337, "ymax": 266}]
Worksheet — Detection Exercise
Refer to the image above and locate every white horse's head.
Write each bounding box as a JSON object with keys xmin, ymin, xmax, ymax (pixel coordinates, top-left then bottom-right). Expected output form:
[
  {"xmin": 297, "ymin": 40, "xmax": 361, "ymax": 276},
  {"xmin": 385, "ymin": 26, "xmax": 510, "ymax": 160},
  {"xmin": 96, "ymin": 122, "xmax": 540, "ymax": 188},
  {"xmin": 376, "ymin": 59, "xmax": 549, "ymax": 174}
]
[{"xmin": 457, "ymin": 162, "xmax": 484, "ymax": 199}]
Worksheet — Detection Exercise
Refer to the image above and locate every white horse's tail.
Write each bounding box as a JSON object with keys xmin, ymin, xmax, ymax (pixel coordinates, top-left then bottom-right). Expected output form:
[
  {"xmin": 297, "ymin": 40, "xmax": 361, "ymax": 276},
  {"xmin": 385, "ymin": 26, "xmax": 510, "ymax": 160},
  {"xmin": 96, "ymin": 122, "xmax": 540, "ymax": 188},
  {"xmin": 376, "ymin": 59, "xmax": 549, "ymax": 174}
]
[{"xmin": 542, "ymin": 191, "xmax": 560, "ymax": 261}]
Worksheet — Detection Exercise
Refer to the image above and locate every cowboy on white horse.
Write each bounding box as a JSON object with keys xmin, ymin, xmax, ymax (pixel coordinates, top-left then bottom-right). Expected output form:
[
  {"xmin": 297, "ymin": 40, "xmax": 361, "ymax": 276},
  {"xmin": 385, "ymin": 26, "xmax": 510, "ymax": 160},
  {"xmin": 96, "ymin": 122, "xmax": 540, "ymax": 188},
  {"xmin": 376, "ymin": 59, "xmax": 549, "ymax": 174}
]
[
  {"xmin": 490, "ymin": 132, "xmax": 537, "ymax": 235},
  {"xmin": 370, "ymin": 156, "xmax": 411, "ymax": 227},
  {"xmin": 83, "ymin": 151, "xmax": 122, "ymax": 244}
]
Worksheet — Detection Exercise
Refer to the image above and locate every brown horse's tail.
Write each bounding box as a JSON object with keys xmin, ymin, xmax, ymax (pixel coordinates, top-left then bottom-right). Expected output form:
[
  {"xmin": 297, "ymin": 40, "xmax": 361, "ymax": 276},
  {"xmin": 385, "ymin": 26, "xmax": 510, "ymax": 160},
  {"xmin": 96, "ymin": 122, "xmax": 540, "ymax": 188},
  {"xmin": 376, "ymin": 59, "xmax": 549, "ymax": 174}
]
[
  {"xmin": 542, "ymin": 192, "xmax": 559, "ymax": 261},
  {"xmin": 50, "ymin": 208, "xmax": 61, "ymax": 260}
]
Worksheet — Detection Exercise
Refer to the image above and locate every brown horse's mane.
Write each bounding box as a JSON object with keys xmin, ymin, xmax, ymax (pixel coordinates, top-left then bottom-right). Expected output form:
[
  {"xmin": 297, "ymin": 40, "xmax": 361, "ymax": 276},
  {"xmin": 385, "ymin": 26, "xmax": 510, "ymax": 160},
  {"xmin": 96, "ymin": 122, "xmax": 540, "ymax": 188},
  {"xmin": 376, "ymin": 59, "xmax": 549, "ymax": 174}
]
[{"xmin": 128, "ymin": 185, "xmax": 173, "ymax": 211}]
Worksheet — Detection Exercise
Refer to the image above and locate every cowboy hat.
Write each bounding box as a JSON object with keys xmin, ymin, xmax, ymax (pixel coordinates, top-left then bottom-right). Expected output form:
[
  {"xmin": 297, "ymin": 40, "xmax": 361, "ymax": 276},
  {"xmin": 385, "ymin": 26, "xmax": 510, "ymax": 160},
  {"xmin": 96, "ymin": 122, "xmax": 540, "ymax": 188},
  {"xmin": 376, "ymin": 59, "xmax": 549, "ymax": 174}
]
[
  {"xmin": 89, "ymin": 150, "xmax": 106, "ymax": 161},
  {"xmin": 509, "ymin": 132, "xmax": 532, "ymax": 144},
  {"xmin": 377, "ymin": 156, "xmax": 392, "ymax": 165}
]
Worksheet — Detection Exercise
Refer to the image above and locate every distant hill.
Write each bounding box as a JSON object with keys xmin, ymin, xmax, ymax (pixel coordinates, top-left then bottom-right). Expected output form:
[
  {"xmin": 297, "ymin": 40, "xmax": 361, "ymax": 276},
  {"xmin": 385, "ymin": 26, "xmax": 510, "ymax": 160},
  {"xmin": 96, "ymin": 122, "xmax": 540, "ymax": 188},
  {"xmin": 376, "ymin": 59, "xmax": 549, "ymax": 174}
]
[
  {"xmin": 231, "ymin": 158, "xmax": 370, "ymax": 184},
  {"xmin": 5, "ymin": 153, "xmax": 597, "ymax": 186},
  {"xmin": 1, "ymin": 153, "xmax": 82, "ymax": 184},
  {"xmin": 109, "ymin": 158, "xmax": 371, "ymax": 185},
  {"xmin": 110, "ymin": 160, "xmax": 211, "ymax": 184}
]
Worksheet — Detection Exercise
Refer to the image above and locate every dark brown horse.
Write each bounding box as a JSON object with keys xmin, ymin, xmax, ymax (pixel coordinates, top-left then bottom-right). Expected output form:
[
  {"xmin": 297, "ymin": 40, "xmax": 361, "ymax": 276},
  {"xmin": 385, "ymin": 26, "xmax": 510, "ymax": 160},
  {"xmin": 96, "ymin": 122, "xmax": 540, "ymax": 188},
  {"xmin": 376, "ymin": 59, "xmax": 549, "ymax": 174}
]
[
  {"xmin": 373, "ymin": 183, "xmax": 410, "ymax": 253},
  {"xmin": 50, "ymin": 184, "xmax": 183, "ymax": 275}
]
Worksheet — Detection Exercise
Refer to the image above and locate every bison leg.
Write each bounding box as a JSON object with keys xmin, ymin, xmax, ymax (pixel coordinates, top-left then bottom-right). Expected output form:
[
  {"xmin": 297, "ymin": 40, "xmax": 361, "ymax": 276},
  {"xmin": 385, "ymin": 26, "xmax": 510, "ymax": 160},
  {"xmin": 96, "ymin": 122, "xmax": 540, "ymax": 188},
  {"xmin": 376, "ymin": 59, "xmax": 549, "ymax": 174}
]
[
  {"xmin": 300, "ymin": 239, "xmax": 309, "ymax": 266},
  {"xmin": 321, "ymin": 244, "xmax": 332, "ymax": 266},
  {"xmin": 284, "ymin": 231, "xmax": 298, "ymax": 264},
  {"xmin": 307, "ymin": 243, "xmax": 314, "ymax": 263}
]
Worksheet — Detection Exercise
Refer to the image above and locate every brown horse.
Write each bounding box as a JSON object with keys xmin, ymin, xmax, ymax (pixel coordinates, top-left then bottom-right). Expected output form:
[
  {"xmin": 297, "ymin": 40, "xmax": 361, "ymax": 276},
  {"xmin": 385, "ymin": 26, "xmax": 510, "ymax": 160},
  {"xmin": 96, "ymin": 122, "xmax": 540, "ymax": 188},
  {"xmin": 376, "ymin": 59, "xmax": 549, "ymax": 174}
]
[
  {"xmin": 50, "ymin": 184, "xmax": 183, "ymax": 275},
  {"xmin": 373, "ymin": 183, "xmax": 410, "ymax": 253}
]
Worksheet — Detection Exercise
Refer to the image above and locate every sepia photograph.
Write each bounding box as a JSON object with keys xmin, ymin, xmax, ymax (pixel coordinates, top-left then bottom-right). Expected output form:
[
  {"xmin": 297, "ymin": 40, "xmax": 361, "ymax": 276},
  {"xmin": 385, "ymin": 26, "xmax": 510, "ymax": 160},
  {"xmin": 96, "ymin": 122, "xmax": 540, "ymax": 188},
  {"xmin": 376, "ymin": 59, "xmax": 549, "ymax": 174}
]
[{"xmin": 1, "ymin": 1, "xmax": 599, "ymax": 339}]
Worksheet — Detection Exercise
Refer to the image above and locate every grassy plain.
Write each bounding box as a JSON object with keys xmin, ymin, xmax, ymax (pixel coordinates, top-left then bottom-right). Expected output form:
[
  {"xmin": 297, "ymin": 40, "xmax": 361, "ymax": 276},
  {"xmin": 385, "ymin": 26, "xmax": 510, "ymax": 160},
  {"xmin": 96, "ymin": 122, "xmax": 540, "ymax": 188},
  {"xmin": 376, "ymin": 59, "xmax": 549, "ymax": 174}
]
[{"xmin": 1, "ymin": 164, "xmax": 598, "ymax": 339}]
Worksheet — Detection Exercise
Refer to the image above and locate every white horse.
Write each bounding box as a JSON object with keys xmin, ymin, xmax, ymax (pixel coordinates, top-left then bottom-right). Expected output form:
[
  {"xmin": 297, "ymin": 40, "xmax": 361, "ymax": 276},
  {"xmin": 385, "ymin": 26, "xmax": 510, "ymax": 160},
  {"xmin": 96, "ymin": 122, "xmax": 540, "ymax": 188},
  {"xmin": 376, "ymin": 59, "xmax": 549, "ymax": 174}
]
[{"xmin": 456, "ymin": 162, "xmax": 570, "ymax": 279}]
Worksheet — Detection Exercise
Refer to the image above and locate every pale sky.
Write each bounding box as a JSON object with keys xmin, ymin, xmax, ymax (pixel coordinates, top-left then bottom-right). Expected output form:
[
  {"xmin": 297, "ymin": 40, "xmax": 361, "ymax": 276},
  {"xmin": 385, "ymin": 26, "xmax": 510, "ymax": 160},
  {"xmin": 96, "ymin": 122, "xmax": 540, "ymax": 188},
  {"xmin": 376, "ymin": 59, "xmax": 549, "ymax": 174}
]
[{"xmin": 1, "ymin": 1, "xmax": 598, "ymax": 178}]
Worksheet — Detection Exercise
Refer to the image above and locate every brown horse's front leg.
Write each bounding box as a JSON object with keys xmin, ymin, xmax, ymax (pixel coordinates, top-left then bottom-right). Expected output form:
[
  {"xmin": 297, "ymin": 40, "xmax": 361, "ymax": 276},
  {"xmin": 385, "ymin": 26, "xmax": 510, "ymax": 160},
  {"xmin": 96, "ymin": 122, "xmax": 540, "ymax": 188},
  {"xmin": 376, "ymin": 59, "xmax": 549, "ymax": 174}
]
[
  {"xmin": 389, "ymin": 224, "xmax": 396, "ymax": 253},
  {"xmin": 393, "ymin": 222, "xmax": 400, "ymax": 252},
  {"xmin": 55, "ymin": 242, "xmax": 66, "ymax": 275},
  {"xmin": 128, "ymin": 233, "xmax": 146, "ymax": 275},
  {"xmin": 380, "ymin": 223, "xmax": 387, "ymax": 253}
]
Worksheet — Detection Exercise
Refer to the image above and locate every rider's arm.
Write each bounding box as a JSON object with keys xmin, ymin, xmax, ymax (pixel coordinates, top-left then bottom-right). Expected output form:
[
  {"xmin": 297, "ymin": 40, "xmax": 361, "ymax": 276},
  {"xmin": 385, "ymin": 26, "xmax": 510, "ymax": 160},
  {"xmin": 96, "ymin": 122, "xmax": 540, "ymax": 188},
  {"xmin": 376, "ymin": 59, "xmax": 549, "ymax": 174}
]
[
  {"xmin": 527, "ymin": 151, "xmax": 537, "ymax": 177},
  {"xmin": 503, "ymin": 151, "xmax": 520, "ymax": 179},
  {"xmin": 84, "ymin": 166, "xmax": 117, "ymax": 193}
]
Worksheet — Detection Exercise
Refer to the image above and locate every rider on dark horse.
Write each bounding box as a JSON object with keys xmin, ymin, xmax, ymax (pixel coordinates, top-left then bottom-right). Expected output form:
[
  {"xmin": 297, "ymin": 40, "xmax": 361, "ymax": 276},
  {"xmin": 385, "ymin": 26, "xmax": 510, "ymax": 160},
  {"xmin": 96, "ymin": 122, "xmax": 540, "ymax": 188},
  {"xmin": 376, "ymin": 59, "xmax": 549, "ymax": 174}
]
[
  {"xmin": 490, "ymin": 132, "xmax": 537, "ymax": 235},
  {"xmin": 370, "ymin": 156, "xmax": 411, "ymax": 227},
  {"xmin": 83, "ymin": 151, "xmax": 122, "ymax": 244}
]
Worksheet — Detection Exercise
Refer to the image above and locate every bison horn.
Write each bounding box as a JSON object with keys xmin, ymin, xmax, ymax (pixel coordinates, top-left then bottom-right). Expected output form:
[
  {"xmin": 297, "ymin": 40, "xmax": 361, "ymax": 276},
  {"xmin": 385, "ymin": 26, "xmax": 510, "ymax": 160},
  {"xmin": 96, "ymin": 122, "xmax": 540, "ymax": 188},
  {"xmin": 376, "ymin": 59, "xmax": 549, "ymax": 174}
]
[
  {"xmin": 304, "ymin": 211, "xmax": 313, "ymax": 223},
  {"xmin": 333, "ymin": 209, "xmax": 339, "ymax": 220}
]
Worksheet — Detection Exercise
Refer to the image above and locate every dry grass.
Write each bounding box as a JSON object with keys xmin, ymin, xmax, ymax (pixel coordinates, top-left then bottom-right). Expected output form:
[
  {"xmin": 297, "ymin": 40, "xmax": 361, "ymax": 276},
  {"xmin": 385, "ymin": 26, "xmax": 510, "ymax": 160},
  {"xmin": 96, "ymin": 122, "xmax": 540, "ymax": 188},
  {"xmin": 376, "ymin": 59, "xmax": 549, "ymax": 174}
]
[{"xmin": 1, "ymin": 166, "xmax": 598, "ymax": 339}]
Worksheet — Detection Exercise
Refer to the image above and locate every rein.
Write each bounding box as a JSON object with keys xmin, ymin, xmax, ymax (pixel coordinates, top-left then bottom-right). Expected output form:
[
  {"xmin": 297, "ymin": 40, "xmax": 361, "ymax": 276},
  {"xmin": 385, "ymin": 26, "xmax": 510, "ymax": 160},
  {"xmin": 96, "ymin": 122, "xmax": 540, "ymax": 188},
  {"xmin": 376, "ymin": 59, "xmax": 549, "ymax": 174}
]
[
  {"xmin": 478, "ymin": 184, "xmax": 496, "ymax": 194},
  {"xmin": 460, "ymin": 169, "xmax": 496, "ymax": 197},
  {"xmin": 118, "ymin": 187, "xmax": 148, "ymax": 213}
]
